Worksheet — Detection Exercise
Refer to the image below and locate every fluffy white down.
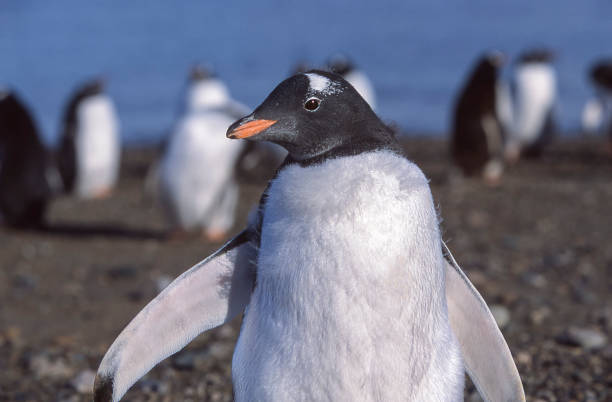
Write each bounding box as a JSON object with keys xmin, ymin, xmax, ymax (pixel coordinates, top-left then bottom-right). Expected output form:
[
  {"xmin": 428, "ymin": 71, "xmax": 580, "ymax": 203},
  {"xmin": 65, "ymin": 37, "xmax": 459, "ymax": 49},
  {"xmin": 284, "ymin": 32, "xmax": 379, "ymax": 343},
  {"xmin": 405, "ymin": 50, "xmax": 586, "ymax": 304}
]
[
  {"xmin": 159, "ymin": 110, "xmax": 243, "ymax": 230},
  {"xmin": 509, "ymin": 63, "xmax": 556, "ymax": 145},
  {"xmin": 74, "ymin": 94, "xmax": 120, "ymax": 198},
  {"xmin": 233, "ymin": 151, "xmax": 464, "ymax": 401},
  {"xmin": 343, "ymin": 70, "xmax": 377, "ymax": 110}
]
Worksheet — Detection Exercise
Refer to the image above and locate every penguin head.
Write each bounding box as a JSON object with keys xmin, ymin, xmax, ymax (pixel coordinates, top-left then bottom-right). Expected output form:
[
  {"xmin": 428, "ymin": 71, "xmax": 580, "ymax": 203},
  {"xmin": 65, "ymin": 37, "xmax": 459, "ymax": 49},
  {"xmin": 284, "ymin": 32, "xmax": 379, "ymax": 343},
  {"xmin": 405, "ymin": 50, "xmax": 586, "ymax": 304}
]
[
  {"xmin": 327, "ymin": 54, "xmax": 355, "ymax": 76},
  {"xmin": 78, "ymin": 78, "xmax": 106, "ymax": 99},
  {"xmin": 518, "ymin": 48, "xmax": 555, "ymax": 64},
  {"xmin": 227, "ymin": 70, "xmax": 387, "ymax": 161},
  {"xmin": 467, "ymin": 51, "xmax": 505, "ymax": 85},
  {"xmin": 590, "ymin": 60, "xmax": 612, "ymax": 90},
  {"xmin": 189, "ymin": 64, "xmax": 215, "ymax": 82},
  {"xmin": 187, "ymin": 64, "xmax": 230, "ymax": 110}
]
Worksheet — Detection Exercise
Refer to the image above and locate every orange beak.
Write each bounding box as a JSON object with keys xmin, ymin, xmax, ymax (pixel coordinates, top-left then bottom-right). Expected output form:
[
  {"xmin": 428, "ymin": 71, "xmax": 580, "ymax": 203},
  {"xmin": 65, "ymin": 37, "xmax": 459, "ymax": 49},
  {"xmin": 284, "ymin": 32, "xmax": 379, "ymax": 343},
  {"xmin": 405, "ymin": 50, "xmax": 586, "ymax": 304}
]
[{"xmin": 227, "ymin": 119, "xmax": 277, "ymax": 139}]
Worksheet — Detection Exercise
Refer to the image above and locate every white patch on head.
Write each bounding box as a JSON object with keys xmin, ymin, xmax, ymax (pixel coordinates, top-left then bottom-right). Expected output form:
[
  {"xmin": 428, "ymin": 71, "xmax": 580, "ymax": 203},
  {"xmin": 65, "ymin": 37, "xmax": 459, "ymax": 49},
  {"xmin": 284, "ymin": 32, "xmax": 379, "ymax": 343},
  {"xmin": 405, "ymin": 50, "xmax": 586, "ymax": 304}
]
[{"xmin": 305, "ymin": 73, "xmax": 342, "ymax": 96}]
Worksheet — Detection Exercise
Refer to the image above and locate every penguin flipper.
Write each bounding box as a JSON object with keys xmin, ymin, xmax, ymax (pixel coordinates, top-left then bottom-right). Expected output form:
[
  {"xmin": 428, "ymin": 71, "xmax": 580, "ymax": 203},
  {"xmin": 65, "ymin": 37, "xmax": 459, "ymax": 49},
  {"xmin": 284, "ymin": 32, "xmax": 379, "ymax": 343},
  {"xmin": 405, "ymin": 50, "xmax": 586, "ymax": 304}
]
[
  {"xmin": 443, "ymin": 242, "xmax": 526, "ymax": 402},
  {"xmin": 94, "ymin": 230, "xmax": 257, "ymax": 402}
]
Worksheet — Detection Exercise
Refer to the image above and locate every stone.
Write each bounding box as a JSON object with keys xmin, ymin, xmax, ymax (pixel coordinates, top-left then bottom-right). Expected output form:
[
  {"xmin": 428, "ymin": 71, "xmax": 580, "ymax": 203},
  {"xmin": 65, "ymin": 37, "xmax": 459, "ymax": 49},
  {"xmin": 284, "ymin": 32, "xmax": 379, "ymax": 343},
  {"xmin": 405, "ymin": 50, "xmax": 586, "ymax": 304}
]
[
  {"xmin": 489, "ymin": 304, "xmax": 510, "ymax": 329},
  {"xmin": 70, "ymin": 369, "xmax": 96, "ymax": 394},
  {"xmin": 556, "ymin": 327, "xmax": 607, "ymax": 350}
]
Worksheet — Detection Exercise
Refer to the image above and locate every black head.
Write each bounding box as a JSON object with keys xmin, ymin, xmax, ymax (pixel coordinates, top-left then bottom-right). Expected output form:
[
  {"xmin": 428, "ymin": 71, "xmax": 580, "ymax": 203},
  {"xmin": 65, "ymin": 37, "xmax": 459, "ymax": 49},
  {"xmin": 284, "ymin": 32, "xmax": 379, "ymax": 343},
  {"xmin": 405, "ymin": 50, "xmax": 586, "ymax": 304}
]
[
  {"xmin": 190, "ymin": 64, "xmax": 215, "ymax": 82},
  {"xmin": 590, "ymin": 59, "xmax": 612, "ymax": 90},
  {"xmin": 327, "ymin": 54, "xmax": 355, "ymax": 76},
  {"xmin": 73, "ymin": 78, "xmax": 106, "ymax": 100},
  {"xmin": 518, "ymin": 48, "xmax": 555, "ymax": 64},
  {"xmin": 226, "ymin": 70, "xmax": 396, "ymax": 162},
  {"xmin": 465, "ymin": 51, "xmax": 505, "ymax": 86}
]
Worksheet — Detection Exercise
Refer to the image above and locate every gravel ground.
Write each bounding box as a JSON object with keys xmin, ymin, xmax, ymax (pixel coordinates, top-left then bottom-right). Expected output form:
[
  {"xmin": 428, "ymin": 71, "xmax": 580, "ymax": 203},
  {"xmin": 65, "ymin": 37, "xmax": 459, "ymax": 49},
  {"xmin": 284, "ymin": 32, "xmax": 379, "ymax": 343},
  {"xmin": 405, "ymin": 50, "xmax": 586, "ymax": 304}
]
[{"xmin": 1, "ymin": 138, "xmax": 611, "ymax": 401}]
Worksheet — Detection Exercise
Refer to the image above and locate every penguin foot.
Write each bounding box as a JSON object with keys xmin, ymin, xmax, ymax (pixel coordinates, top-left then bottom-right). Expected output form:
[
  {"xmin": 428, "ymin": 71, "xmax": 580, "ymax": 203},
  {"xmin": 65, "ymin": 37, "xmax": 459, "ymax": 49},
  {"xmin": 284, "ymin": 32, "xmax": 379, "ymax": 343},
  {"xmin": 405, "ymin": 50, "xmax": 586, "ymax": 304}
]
[
  {"xmin": 93, "ymin": 188, "xmax": 113, "ymax": 199},
  {"xmin": 166, "ymin": 228, "xmax": 190, "ymax": 242},
  {"xmin": 202, "ymin": 229, "xmax": 228, "ymax": 243},
  {"xmin": 483, "ymin": 160, "xmax": 503, "ymax": 187}
]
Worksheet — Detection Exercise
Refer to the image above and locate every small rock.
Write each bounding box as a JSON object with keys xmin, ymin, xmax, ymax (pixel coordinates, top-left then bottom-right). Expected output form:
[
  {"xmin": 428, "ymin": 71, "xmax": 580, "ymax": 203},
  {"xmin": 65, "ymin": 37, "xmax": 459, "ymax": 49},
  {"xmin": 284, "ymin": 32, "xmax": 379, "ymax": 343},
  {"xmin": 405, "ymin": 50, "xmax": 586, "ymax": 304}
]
[
  {"xmin": 173, "ymin": 350, "xmax": 196, "ymax": 370},
  {"xmin": 138, "ymin": 377, "xmax": 170, "ymax": 395},
  {"xmin": 106, "ymin": 266, "xmax": 137, "ymax": 281},
  {"xmin": 522, "ymin": 272, "xmax": 547, "ymax": 288},
  {"xmin": 556, "ymin": 327, "xmax": 607, "ymax": 350},
  {"xmin": 125, "ymin": 290, "xmax": 144, "ymax": 302},
  {"xmin": 155, "ymin": 275, "xmax": 173, "ymax": 293},
  {"xmin": 70, "ymin": 369, "xmax": 96, "ymax": 394},
  {"xmin": 530, "ymin": 307, "xmax": 551, "ymax": 325},
  {"xmin": 516, "ymin": 351, "xmax": 531, "ymax": 366},
  {"xmin": 468, "ymin": 391, "xmax": 484, "ymax": 402},
  {"xmin": 489, "ymin": 304, "xmax": 510, "ymax": 329},
  {"xmin": 29, "ymin": 353, "xmax": 74, "ymax": 380},
  {"xmin": 12, "ymin": 273, "xmax": 38, "ymax": 290}
]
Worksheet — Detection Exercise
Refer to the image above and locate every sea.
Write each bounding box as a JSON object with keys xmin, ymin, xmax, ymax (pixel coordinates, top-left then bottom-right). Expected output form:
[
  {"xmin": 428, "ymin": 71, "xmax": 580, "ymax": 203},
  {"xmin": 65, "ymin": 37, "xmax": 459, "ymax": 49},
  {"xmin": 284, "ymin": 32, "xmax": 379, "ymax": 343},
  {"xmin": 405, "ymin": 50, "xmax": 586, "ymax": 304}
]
[{"xmin": 1, "ymin": 0, "xmax": 611, "ymax": 145}]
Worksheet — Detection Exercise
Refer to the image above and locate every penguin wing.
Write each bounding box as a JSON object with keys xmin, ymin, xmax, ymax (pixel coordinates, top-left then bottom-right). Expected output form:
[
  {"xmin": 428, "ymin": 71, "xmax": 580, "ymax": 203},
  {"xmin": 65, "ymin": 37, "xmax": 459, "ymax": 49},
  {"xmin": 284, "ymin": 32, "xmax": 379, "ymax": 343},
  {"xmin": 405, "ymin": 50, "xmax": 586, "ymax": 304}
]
[
  {"xmin": 443, "ymin": 242, "xmax": 526, "ymax": 402},
  {"xmin": 94, "ymin": 230, "xmax": 257, "ymax": 402}
]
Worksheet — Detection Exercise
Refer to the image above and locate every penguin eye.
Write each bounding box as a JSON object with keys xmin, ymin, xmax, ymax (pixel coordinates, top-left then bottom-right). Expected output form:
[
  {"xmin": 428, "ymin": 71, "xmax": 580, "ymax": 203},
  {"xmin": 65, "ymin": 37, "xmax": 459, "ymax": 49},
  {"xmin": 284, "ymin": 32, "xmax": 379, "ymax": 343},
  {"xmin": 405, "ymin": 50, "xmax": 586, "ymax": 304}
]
[{"xmin": 304, "ymin": 97, "xmax": 320, "ymax": 112}]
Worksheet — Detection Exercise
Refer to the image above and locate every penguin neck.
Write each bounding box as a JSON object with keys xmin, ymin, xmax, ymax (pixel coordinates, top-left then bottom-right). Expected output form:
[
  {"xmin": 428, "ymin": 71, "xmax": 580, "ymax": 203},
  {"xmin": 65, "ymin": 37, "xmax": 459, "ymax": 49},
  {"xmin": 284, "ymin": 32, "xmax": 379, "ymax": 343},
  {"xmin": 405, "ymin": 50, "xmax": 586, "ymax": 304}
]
[{"xmin": 284, "ymin": 122, "xmax": 400, "ymax": 168}]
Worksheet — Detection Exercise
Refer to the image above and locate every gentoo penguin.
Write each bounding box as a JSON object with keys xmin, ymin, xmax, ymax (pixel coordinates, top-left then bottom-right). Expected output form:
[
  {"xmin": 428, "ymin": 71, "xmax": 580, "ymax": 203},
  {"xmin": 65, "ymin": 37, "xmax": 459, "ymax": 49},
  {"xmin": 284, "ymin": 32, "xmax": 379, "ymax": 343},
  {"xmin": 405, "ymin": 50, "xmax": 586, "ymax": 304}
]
[
  {"xmin": 0, "ymin": 89, "xmax": 53, "ymax": 228},
  {"xmin": 157, "ymin": 68, "xmax": 249, "ymax": 240},
  {"xmin": 582, "ymin": 60, "xmax": 612, "ymax": 142},
  {"xmin": 451, "ymin": 52, "xmax": 506, "ymax": 182},
  {"xmin": 505, "ymin": 49, "xmax": 557, "ymax": 159},
  {"xmin": 94, "ymin": 71, "xmax": 525, "ymax": 402},
  {"xmin": 328, "ymin": 54, "xmax": 377, "ymax": 109},
  {"xmin": 57, "ymin": 79, "xmax": 120, "ymax": 198}
]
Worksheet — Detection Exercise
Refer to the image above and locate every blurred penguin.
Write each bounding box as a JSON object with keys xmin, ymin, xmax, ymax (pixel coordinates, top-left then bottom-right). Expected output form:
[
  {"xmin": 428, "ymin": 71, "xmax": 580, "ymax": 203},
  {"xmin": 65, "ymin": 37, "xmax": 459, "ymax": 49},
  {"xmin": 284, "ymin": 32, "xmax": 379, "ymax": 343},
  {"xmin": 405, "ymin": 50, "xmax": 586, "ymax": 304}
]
[
  {"xmin": 328, "ymin": 54, "xmax": 377, "ymax": 110},
  {"xmin": 57, "ymin": 78, "xmax": 120, "ymax": 199},
  {"xmin": 0, "ymin": 89, "xmax": 56, "ymax": 228},
  {"xmin": 451, "ymin": 51, "xmax": 506, "ymax": 184},
  {"xmin": 158, "ymin": 66, "xmax": 247, "ymax": 241},
  {"xmin": 289, "ymin": 61, "xmax": 312, "ymax": 75},
  {"xmin": 505, "ymin": 49, "xmax": 557, "ymax": 160},
  {"xmin": 582, "ymin": 60, "xmax": 612, "ymax": 145}
]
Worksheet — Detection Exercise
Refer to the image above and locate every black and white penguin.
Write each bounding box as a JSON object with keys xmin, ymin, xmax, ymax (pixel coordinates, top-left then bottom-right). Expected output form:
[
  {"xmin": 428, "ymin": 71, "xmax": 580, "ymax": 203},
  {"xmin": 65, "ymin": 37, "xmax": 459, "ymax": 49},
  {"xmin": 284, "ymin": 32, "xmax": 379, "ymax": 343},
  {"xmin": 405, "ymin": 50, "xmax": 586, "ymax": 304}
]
[
  {"xmin": 582, "ymin": 60, "xmax": 612, "ymax": 143},
  {"xmin": 451, "ymin": 51, "xmax": 506, "ymax": 182},
  {"xmin": 57, "ymin": 79, "xmax": 120, "ymax": 198},
  {"xmin": 505, "ymin": 49, "xmax": 557, "ymax": 159},
  {"xmin": 157, "ymin": 67, "xmax": 252, "ymax": 240},
  {"xmin": 0, "ymin": 89, "xmax": 54, "ymax": 228},
  {"xmin": 94, "ymin": 71, "xmax": 525, "ymax": 402},
  {"xmin": 328, "ymin": 54, "xmax": 377, "ymax": 109}
]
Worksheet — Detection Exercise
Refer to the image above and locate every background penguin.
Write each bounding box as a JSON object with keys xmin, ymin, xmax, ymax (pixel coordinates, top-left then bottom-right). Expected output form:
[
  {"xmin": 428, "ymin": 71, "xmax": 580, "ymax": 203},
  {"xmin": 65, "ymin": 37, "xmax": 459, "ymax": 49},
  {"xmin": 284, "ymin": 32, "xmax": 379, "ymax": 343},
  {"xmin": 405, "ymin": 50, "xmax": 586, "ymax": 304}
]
[
  {"xmin": 582, "ymin": 59, "xmax": 612, "ymax": 145},
  {"xmin": 157, "ymin": 68, "xmax": 250, "ymax": 240},
  {"xmin": 327, "ymin": 53, "xmax": 377, "ymax": 109},
  {"xmin": 0, "ymin": 89, "xmax": 55, "ymax": 228},
  {"xmin": 94, "ymin": 71, "xmax": 524, "ymax": 402},
  {"xmin": 505, "ymin": 49, "xmax": 557, "ymax": 160},
  {"xmin": 451, "ymin": 51, "xmax": 506, "ymax": 183},
  {"xmin": 57, "ymin": 78, "xmax": 120, "ymax": 198}
]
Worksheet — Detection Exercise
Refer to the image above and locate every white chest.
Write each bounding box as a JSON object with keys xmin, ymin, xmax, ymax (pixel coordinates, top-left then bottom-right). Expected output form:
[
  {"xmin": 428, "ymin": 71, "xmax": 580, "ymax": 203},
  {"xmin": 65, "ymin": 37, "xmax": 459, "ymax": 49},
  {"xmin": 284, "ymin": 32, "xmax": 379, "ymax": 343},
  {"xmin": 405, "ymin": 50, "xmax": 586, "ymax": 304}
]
[
  {"xmin": 75, "ymin": 95, "xmax": 120, "ymax": 197},
  {"xmin": 232, "ymin": 152, "xmax": 463, "ymax": 401}
]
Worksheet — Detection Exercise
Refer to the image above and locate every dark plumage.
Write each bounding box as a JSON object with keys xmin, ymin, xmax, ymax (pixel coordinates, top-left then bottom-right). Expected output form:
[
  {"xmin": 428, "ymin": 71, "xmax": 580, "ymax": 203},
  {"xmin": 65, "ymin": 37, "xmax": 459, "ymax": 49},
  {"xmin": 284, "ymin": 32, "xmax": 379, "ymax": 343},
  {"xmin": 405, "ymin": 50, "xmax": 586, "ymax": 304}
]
[
  {"xmin": 227, "ymin": 70, "xmax": 399, "ymax": 166},
  {"xmin": 0, "ymin": 90, "xmax": 52, "ymax": 228},
  {"xmin": 451, "ymin": 53, "xmax": 505, "ymax": 177}
]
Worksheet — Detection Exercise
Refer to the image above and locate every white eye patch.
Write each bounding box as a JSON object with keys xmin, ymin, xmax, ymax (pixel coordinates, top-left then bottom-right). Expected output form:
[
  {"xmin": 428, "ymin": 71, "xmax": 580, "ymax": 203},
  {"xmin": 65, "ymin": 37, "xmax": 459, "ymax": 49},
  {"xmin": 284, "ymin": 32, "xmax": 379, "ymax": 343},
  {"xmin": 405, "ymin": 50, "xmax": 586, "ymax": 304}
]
[{"xmin": 305, "ymin": 73, "xmax": 343, "ymax": 96}]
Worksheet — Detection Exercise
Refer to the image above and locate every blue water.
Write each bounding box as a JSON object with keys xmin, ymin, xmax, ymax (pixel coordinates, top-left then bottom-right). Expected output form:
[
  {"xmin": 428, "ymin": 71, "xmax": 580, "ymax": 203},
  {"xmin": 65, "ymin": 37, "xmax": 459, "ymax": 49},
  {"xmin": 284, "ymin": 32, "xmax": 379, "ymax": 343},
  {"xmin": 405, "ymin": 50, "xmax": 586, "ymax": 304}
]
[{"xmin": 1, "ymin": 1, "xmax": 611, "ymax": 145}]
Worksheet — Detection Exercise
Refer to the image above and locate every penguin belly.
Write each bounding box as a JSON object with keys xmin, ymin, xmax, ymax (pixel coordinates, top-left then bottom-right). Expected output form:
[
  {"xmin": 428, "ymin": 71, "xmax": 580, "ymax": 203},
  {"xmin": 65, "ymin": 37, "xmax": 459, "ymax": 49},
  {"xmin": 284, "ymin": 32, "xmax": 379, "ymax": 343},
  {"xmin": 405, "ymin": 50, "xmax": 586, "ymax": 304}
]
[
  {"xmin": 512, "ymin": 64, "xmax": 556, "ymax": 147},
  {"xmin": 74, "ymin": 95, "xmax": 120, "ymax": 198},
  {"xmin": 159, "ymin": 111, "xmax": 243, "ymax": 230},
  {"xmin": 233, "ymin": 151, "xmax": 464, "ymax": 402}
]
